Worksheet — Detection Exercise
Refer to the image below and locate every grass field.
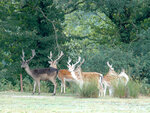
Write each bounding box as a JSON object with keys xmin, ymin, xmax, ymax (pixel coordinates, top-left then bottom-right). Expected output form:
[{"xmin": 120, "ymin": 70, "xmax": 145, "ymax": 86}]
[{"xmin": 0, "ymin": 91, "xmax": 150, "ymax": 113}]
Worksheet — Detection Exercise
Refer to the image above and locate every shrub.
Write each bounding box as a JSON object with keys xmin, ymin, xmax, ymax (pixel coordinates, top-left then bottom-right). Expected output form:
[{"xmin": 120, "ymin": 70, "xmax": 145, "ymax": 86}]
[
  {"xmin": 113, "ymin": 80, "xmax": 140, "ymax": 98},
  {"xmin": 67, "ymin": 82, "xmax": 80, "ymax": 94},
  {"xmin": 140, "ymin": 78, "xmax": 150, "ymax": 96},
  {"xmin": 79, "ymin": 80, "xmax": 99, "ymax": 98},
  {"xmin": 22, "ymin": 77, "xmax": 33, "ymax": 92},
  {"xmin": 0, "ymin": 79, "xmax": 14, "ymax": 91},
  {"xmin": 127, "ymin": 80, "xmax": 140, "ymax": 98},
  {"xmin": 40, "ymin": 81, "xmax": 50, "ymax": 93},
  {"xmin": 113, "ymin": 81, "xmax": 128, "ymax": 98}
]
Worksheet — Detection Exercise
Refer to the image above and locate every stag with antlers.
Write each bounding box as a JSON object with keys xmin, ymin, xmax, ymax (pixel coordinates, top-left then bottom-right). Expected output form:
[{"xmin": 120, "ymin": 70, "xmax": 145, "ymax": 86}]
[
  {"xmin": 102, "ymin": 61, "xmax": 129, "ymax": 96},
  {"xmin": 21, "ymin": 50, "xmax": 58, "ymax": 95},
  {"xmin": 67, "ymin": 57, "xmax": 103, "ymax": 96},
  {"xmin": 48, "ymin": 51, "xmax": 77, "ymax": 93}
]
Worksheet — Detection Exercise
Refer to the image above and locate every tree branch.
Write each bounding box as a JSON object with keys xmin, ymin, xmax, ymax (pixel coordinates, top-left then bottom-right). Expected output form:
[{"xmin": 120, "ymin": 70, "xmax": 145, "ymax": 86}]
[
  {"xmin": 37, "ymin": 7, "xmax": 60, "ymax": 52},
  {"xmin": 65, "ymin": 1, "xmax": 85, "ymax": 14}
]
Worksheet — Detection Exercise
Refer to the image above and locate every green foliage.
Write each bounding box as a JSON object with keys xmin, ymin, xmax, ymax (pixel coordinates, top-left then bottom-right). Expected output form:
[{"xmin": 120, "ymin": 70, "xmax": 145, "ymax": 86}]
[
  {"xmin": 78, "ymin": 28, "xmax": 150, "ymax": 83},
  {"xmin": 0, "ymin": 0, "xmax": 66, "ymax": 92},
  {"xmin": 127, "ymin": 80, "xmax": 140, "ymax": 98},
  {"xmin": 84, "ymin": 0, "xmax": 150, "ymax": 43},
  {"xmin": 140, "ymin": 78, "xmax": 150, "ymax": 96},
  {"xmin": 79, "ymin": 80, "xmax": 99, "ymax": 98},
  {"xmin": 22, "ymin": 77, "xmax": 33, "ymax": 92},
  {"xmin": 65, "ymin": 29, "xmax": 150, "ymax": 86},
  {"xmin": 113, "ymin": 80, "xmax": 141, "ymax": 98},
  {"xmin": 64, "ymin": 11, "xmax": 120, "ymax": 46},
  {"xmin": 68, "ymin": 82, "xmax": 80, "ymax": 94},
  {"xmin": 113, "ymin": 81, "xmax": 128, "ymax": 98},
  {"xmin": 62, "ymin": 0, "xmax": 150, "ymax": 43},
  {"xmin": 0, "ymin": 0, "xmax": 149, "ymax": 93},
  {"xmin": 0, "ymin": 79, "xmax": 14, "ymax": 91}
]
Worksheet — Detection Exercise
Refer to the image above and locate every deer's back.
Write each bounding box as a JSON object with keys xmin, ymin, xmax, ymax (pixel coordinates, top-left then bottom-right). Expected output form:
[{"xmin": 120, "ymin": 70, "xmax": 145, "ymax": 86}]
[
  {"xmin": 58, "ymin": 69, "xmax": 74, "ymax": 80},
  {"xmin": 32, "ymin": 67, "xmax": 58, "ymax": 79},
  {"xmin": 82, "ymin": 72, "xmax": 100, "ymax": 82}
]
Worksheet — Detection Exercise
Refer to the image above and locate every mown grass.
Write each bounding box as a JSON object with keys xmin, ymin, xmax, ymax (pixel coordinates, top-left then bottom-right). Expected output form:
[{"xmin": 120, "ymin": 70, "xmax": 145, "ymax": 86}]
[{"xmin": 0, "ymin": 91, "xmax": 150, "ymax": 113}]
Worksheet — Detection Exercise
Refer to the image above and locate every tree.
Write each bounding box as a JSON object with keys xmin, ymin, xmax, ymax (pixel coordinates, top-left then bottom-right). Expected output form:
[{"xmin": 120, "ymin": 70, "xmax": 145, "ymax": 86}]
[
  {"xmin": 58, "ymin": 0, "xmax": 150, "ymax": 43},
  {"xmin": 0, "ymin": 0, "xmax": 66, "ymax": 88}
]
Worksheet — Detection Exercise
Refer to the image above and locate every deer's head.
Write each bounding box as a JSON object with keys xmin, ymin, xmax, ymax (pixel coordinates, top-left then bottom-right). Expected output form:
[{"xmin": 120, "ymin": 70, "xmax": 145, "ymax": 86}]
[
  {"xmin": 106, "ymin": 61, "xmax": 118, "ymax": 76},
  {"xmin": 21, "ymin": 49, "xmax": 36, "ymax": 68},
  {"xmin": 48, "ymin": 51, "xmax": 64, "ymax": 68},
  {"xmin": 67, "ymin": 57, "xmax": 81, "ymax": 72},
  {"xmin": 118, "ymin": 69, "xmax": 129, "ymax": 85}
]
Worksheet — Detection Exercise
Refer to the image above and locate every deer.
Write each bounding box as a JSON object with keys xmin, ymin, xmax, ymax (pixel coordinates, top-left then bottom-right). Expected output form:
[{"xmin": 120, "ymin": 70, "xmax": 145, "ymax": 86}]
[
  {"xmin": 21, "ymin": 49, "xmax": 58, "ymax": 95},
  {"xmin": 102, "ymin": 62, "xmax": 129, "ymax": 96},
  {"xmin": 48, "ymin": 51, "xmax": 75, "ymax": 94},
  {"xmin": 67, "ymin": 57, "xmax": 103, "ymax": 96}
]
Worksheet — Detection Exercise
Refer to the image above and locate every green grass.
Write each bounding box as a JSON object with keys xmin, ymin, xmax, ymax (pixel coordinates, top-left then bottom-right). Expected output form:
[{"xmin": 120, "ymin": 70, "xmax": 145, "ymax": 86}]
[
  {"xmin": 113, "ymin": 80, "xmax": 141, "ymax": 98},
  {"xmin": 127, "ymin": 80, "xmax": 141, "ymax": 98},
  {"xmin": 113, "ymin": 81, "xmax": 127, "ymax": 98},
  {"xmin": 79, "ymin": 80, "xmax": 99, "ymax": 98},
  {"xmin": 0, "ymin": 91, "xmax": 150, "ymax": 113}
]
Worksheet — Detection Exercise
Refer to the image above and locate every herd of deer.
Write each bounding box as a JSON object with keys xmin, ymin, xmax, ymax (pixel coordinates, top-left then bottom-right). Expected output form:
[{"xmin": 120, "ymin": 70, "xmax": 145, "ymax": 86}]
[{"xmin": 21, "ymin": 50, "xmax": 129, "ymax": 96}]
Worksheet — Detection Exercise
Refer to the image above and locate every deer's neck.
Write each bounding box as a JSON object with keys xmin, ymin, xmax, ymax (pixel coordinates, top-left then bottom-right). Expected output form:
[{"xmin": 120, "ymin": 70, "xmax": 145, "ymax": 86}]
[
  {"xmin": 25, "ymin": 65, "xmax": 34, "ymax": 78},
  {"xmin": 70, "ymin": 70, "xmax": 78, "ymax": 81},
  {"xmin": 119, "ymin": 72, "xmax": 129, "ymax": 85},
  {"xmin": 74, "ymin": 68, "xmax": 84, "ymax": 88},
  {"xmin": 107, "ymin": 70, "xmax": 118, "ymax": 76},
  {"xmin": 75, "ymin": 68, "xmax": 83, "ymax": 80}
]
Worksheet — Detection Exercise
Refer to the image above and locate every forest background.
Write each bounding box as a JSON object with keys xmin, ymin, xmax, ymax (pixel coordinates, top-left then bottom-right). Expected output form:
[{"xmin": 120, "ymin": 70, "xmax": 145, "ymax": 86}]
[{"xmin": 0, "ymin": 0, "xmax": 150, "ymax": 94}]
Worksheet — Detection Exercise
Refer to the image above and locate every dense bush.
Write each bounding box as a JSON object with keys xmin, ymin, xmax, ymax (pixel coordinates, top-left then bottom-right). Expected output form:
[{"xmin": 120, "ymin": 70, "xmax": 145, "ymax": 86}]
[
  {"xmin": 113, "ymin": 81, "xmax": 128, "ymax": 98},
  {"xmin": 66, "ymin": 82, "xmax": 80, "ymax": 94},
  {"xmin": 113, "ymin": 80, "xmax": 141, "ymax": 98},
  {"xmin": 127, "ymin": 80, "xmax": 140, "ymax": 98},
  {"xmin": 140, "ymin": 78, "xmax": 150, "ymax": 96},
  {"xmin": 79, "ymin": 80, "xmax": 99, "ymax": 98}
]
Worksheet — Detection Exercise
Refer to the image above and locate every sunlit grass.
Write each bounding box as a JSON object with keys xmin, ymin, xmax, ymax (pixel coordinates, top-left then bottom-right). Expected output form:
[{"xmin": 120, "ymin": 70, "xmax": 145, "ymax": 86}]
[{"xmin": 0, "ymin": 91, "xmax": 150, "ymax": 113}]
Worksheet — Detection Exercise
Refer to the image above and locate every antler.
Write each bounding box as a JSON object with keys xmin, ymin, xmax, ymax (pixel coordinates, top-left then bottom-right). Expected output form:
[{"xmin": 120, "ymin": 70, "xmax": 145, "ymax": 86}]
[
  {"xmin": 55, "ymin": 51, "xmax": 64, "ymax": 62},
  {"xmin": 48, "ymin": 51, "xmax": 53, "ymax": 61},
  {"xmin": 72, "ymin": 56, "xmax": 81, "ymax": 67},
  {"xmin": 21, "ymin": 49, "xmax": 25, "ymax": 61},
  {"xmin": 107, "ymin": 61, "xmax": 113, "ymax": 70},
  {"xmin": 76, "ymin": 58, "xmax": 85, "ymax": 69},
  {"xmin": 48, "ymin": 51, "xmax": 64, "ymax": 63},
  {"xmin": 67, "ymin": 57, "xmax": 72, "ymax": 66},
  {"xmin": 26, "ymin": 49, "xmax": 36, "ymax": 62}
]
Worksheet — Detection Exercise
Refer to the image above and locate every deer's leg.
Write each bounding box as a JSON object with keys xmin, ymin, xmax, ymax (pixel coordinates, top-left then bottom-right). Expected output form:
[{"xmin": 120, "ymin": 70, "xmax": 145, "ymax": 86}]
[
  {"xmin": 61, "ymin": 82, "xmax": 63, "ymax": 94},
  {"xmin": 98, "ymin": 86, "xmax": 101, "ymax": 97},
  {"xmin": 99, "ymin": 83, "xmax": 103, "ymax": 97},
  {"xmin": 97, "ymin": 81, "xmax": 100, "ymax": 97},
  {"xmin": 51, "ymin": 79, "xmax": 57, "ymax": 96},
  {"xmin": 61, "ymin": 79, "xmax": 64, "ymax": 94},
  {"xmin": 63, "ymin": 80, "xmax": 66, "ymax": 94},
  {"xmin": 103, "ymin": 84, "xmax": 107, "ymax": 96},
  {"xmin": 109, "ymin": 87, "xmax": 113, "ymax": 96},
  {"xmin": 33, "ymin": 81, "xmax": 37, "ymax": 94},
  {"xmin": 37, "ymin": 80, "xmax": 40, "ymax": 95}
]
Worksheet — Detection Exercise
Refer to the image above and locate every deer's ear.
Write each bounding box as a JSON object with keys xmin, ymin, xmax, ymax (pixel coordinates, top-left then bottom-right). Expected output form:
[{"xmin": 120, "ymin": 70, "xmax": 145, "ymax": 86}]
[{"xmin": 48, "ymin": 61, "xmax": 52, "ymax": 64}]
